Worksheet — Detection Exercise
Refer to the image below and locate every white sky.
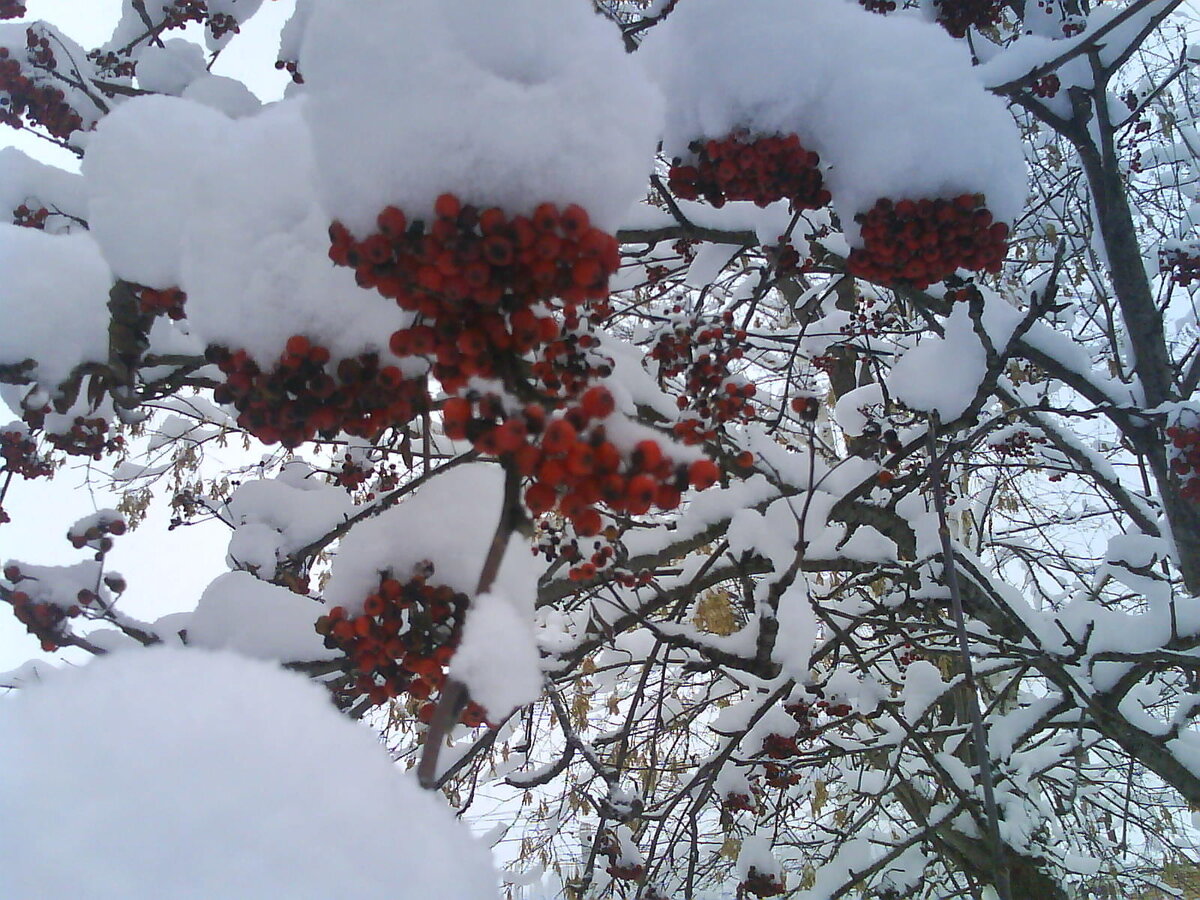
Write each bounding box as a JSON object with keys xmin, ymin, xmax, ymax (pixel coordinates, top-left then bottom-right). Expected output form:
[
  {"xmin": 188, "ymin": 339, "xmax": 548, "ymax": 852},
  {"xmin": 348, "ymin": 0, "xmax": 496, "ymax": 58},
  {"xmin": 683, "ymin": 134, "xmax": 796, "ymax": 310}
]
[{"xmin": 0, "ymin": 0, "xmax": 296, "ymax": 673}]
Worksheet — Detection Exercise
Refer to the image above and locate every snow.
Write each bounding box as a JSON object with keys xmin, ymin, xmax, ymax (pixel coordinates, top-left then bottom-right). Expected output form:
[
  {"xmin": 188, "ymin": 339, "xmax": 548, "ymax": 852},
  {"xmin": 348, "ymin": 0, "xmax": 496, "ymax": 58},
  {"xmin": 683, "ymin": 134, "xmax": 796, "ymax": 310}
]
[
  {"xmin": 182, "ymin": 75, "xmax": 264, "ymax": 118},
  {"xmin": 0, "ymin": 647, "xmax": 499, "ymax": 899},
  {"xmin": 901, "ymin": 660, "xmax": 947, "ymax": 722},
  {"xmin": 772, "ymin": 583, "xmax": 816, "ymax": 678},
  {"xmin": 641, "ymin": 0, "xmax": 1027, "ymax": 234},
  {"xmin": 187, "ymin": 571, "xmax": 338, "ymax": 663},
  {"xmin": 0, "ymin": 225, "xmax": 112, "ymax": 395},
  {"xmin": 324, "ymin": 463, "xmax": 541, "ymax": 612},
  {"xmin": 223, "ymin": 463, "xmax": 356, "ymax": 577},
  {"xmin": 83, "ymin": 95, "xmax": 234, "ymax": 289},
  {"xmin": 889, "ymin": 303, "xmax": 991, "ymax": 420},
  {"xmin": 0, "ymin": 147, "xmax": 88, "ymax": 233},
  {"xmin": 450, "ymin": 589, "xmax": 544, "ymax": 720},
  {"xmin": 298, "ymin": 0, "xmax": 663, "ymax": 236},
  {"xmin": 134, "ymin": 39, "xmax": 210, "ymax": 95}
]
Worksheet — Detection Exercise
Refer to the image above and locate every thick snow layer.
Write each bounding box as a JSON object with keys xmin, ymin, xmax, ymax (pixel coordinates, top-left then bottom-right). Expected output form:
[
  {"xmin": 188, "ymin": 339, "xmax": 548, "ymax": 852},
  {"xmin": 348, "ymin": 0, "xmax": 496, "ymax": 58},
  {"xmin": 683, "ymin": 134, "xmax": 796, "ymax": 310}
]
[
  {"xmin": 223, "ymin": 463, "xmax": 356, "ymax": 576},
  {"xmin": 187, "ymin": 571, "xmax": 338, "ymax": 663},
  {"xmin": 83, "ymin": 95, "xmax": 234, "ymax": 289},
  {"xmin": 641, "ymin": 0, "xmax": 1026, "ymax": 232},
  {"xmin": 0, "ymin": 225, "xmax": 112, "ymax": 392},
  {"xmin": 134, "ymin": 39, "xmax": 209, "ymax": 95},
  {"xmin": 299, "ymin": 0, "xmax": 663, "ymax": 236},
  {"xmin": 0, "ymin": 647, "xmax": 499, "ymax": 899},
  {"xmin": 182, "ymin": 75, "xmax": 264, "ymax": 118},
  {"xmin": 324, "ymin": 463, "xmax": 541, "ymax": 612},
  {"xmin": 0, "ymin": 148, "xmax": 88, "ymax": 233},
  {"xmin": 84, "ymin": 94, "xmax": 415, "ymax": 363},
  {"xmin": 450, "ymin": 590, "xmax": 543, "ymax": 719}
]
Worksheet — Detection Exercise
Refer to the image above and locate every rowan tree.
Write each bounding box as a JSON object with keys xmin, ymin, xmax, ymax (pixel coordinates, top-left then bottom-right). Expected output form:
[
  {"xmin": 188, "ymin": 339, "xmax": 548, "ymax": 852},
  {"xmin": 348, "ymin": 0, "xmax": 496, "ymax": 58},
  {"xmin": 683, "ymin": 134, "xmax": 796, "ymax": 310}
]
[{"xmin": 1, "ymin": 0, "xmax": 1199, "ymax": 898}]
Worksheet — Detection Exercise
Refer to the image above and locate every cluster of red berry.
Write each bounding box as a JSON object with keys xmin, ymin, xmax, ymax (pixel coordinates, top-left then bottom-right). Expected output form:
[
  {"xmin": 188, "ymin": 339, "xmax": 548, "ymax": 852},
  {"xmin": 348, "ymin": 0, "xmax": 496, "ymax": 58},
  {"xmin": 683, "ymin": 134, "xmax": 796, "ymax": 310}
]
[
  {"xmin": 668, "ymin": 131, "xmax": 830, "ymax": 210},
  {"xmin": 445, "ymin": 387, "xmax": 719, "ymax": 566},
  {"xmin": 766, "ymin": 239, "xmax": 809, "ymax": 277},
  {"xmin": 599, "ymin": 832, "xmax": 644, "ymax": 883},
  {"xmin": 987, "ymin": 429, "xmax": 1045, "ymax": 458},
  {"xmin": 1033, "ymin": 74, "xmax": 1061, "ymax": 98},
  {"xmin": 315, "ymin": 567, "xmax": 487, "ymax": 723},
  {"xmin": 840, "ymin": 295, "xmax": 899, "ymax": 338},
  {"xmin": 1167, "ymin": 420, "xmax": 1200, "ymax": 502},
  {"xmin": 39, "ymin": 416, "xmax": 123, "ymax": 460},
  {"xmin": 650, "ymin": 311, "xmax": 758, "ymax": 432},
  {"xmin": 790, "ymin": 395, "xmax": 821, "ymax": 422},
  {"xmin": 0, "ymin": 0, "xmax": 26, "ymax": 19},
  {"xmin": 741, "ymin": 868, "xmax": 786, "ymax": 898},
  {"xmin": 933, "ymin": 0, "xmax": 1004, "ymax": 37},
  {"xmin": 723, "ymin": 790, "xmax": 756, "ymax": 813},
  {"xmin": 273, "ymin": 58, "xmax": 303, "ymax": 84},
  {"xmin": 12, "ymin": 203, "xmax": 47, "ymax": 228},
  {"xmin": 137, "ymin": 286, "xmax": 186, "ymax": 320},
  {"xmin": 847, "ymin": 194, "xmax": 1008, "ymax": 290},
  {"xmin": 0, "ymin": 39, "xmax": 85, "ymax": 139},
  {"xmin": 208, "ymin": 340, "xmax": 428, "ymax": 449},
  {"xmin": 1160, "ymin": 246, "xmax": 1200, "ymax": 287},
  {"xmin": 330, "ymin": 195, "xmax": 618, "ymax": 393},
  {"xmin": 897, "ymin": 641, "xmax": 921, "ymax": 667},
  {"xmin": 3, "ymin": 562, "xmax": 82, "ymax": 652},
  {"xmin": 1, "ymin": 426, "xmax": 52, "ymax": 479},
  {"xmin": 66, "ymin": 512, "xmax": 126, "ymax": 558},
  {"xmin": 859, "ymin": 0, "xmax": 898, "ymax": 12},
  {"xmin": 332, "ymin": 454, "xmax": 372, "ymax": 491},
  {"xmin": 86, "ymin": 48, "xmax": 136, "ymax": 80}
]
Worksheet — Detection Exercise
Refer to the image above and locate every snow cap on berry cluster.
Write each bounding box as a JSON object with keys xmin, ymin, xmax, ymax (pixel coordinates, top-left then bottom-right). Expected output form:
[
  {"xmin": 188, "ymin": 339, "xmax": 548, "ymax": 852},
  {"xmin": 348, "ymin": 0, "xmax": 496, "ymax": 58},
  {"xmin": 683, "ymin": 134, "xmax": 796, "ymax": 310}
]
[
  {"xmin": 0, "ymin": 225, "xmax": 112, "ymax": 397},
  {"xmin": 0, "ymin": 647, "xmax": 500, "ymax": 898},
  {"xmin": 298, "ymin": 0, "xmax": 663, "ymax": 236},
  {"xmin": 323, "ymin": 463, "xmax": 542, "ymax": 612},
  {"xmin": 84, "ymin": 96, "xmax": 416, "ymax": 366},
  {"xmin": 641, "ymin": 0, "xmax": 1026, "ymax": 234}
]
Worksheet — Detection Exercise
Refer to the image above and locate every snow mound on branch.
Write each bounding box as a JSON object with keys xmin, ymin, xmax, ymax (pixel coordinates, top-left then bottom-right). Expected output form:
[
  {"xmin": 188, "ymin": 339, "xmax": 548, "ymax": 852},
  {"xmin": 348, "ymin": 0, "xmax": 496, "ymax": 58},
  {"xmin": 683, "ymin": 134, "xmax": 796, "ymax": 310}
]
[
  {"xmin": 188, "ymin": 571, "xmax": 338, "ymax": 663},
  {"xmin": 84, "ymin": 95, "xmax": 415, "ymax": 365},
  {"xmin": 134, "ymin": 39, "xmax": 209, "ymax": 95},
  {"xmin": 450, "ymin": 590, "xmax": 543, "ymax": 719},
  {"xmin": 641, "ymin": 0, "xmax": 1026, "ymax": 233},
  {"xmin": 0, "ymin": 147, "xmax": 88, "ymax": 233},
  {"xmin": 298, "ymin": 0, "xmax": 663, "ymax": 235},
  {"xmin": 83, "ymin": 95, "xmax": 233, "ymax": 289},
  {"xmin": 0, "ymin": 225, "xmax": 112, "ymax": 394},
  {"xmin": 324, "ymin": 463, "xmax": 542, "ymax": 611},
  {"xmin": 0, "ymin": 647, "xmax": 499, "ymax": 899}
]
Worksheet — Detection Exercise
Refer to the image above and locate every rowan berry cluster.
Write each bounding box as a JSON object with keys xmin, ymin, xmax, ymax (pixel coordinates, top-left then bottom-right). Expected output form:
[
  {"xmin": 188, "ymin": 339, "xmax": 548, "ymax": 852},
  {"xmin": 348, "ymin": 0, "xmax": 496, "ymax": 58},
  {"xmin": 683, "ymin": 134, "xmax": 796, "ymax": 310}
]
[
  {"xmin": 0, "ymin": 42, "xmax": 84, "ymax": 139},
  {"xmin": 330, "ymin": 195, "xmax": 618, "ymax": 394},
  {"xmin": 650, "ymin": 311, "xmax": 757, "ymax": 431},
  {"xmin": 741, "ymin": 868, "xmax": 786, "ymax": 898},
  {"xmin": 315, "ymin": 567, "xmax": 487, "ymax": 724},
  {"xmin": 533, "ymin": 519, "xmax": 624, "ymax": 582},
  {"xmin": 137, "ymin": 286, "xmax": 186, "ymax": 320},
  {"xmin": 1033, "ymin": 74, "xmax": 1061, "ymax": 98},
  {"xmin": 599, "ymin": 833, "xmax": 644, "ymax": 882},
  {"xmin": 790, "ymin": 395, "xmax": 820, "ymax": 422},
  {"xmin": 1160, "ymin": 246, "xmax": 1200, "ymax": 287},
  {"xmin": 933, "ymin": 0, "xmax": 1004, "ymax": 38},
  {"xmin": 766, "ymin": 239, "xmax": 809, "ymax": 277},
  {"xmin": 86, "ymin": 49, "xmax": 136, "ymax": 79},
  {"xmin": 42, "ymin": 416, "xmax": 123, "ymax": 460},
  {"xmin": 840, "ymin": 295, "xmax": 899, "ymax": 338},
  {"xmin": 332, "ymin": 454, "xmax": 372, "ymax": 491},
  {"xmin": 0, "ymin": 0, "xmax": 26, "ymax": 19},
  {"xmin": 987, "ymin": 429, "xmax": 1045, "ymax": 458},
  {"xmin": 1167, "ymin": 420, "xmax": 1200, "ymax": 502},
  {"xmin": 208, "ymin": 339, "xmax": 428, "ymax": 449},
  {"xmin": 12, "ymin": 203, "xmax": 47, "ymax": 228},
  {"xmin": 273, "ymin": 58, "xmax": 303, "ymax": 84},
  {"xmin": 945, "ymin": 282, "xmax": 983, "ymax": 304},
  {"xmin": 668, "ymin": 131, "xmax": 830, "ymax": 210},
  {"xmin": 897, "ymin": 641, "xmax": 920, "ymax": 667},
  {"xmin": 67, "ymin": 511, "xmax": 126, "ymax": 557},
  {"xmin": 859, "ymin": 0, "xmax": 897, "ymax": 13},
  {"xmin": 445, "ymin": 385, "xmax": 721, "ymax": 544},
  {"xmin": 847, "ymin": 194, "xmax": 1009, "ymax": 290},
  {"xmin": 1, "ymin": 426, "xmax": 52, "ymax": 479},
  {"xmin": 3, "ymin": 562, "xmax": 81, "ymax": 652}
]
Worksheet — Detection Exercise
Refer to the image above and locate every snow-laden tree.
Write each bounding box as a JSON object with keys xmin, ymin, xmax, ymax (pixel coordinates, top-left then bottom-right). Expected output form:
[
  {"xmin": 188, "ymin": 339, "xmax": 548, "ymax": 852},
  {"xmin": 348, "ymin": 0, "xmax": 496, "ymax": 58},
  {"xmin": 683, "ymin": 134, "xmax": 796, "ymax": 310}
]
[{"xmin": 2, "ymin": 0, "xmax": 1199, "ymax": 897}]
